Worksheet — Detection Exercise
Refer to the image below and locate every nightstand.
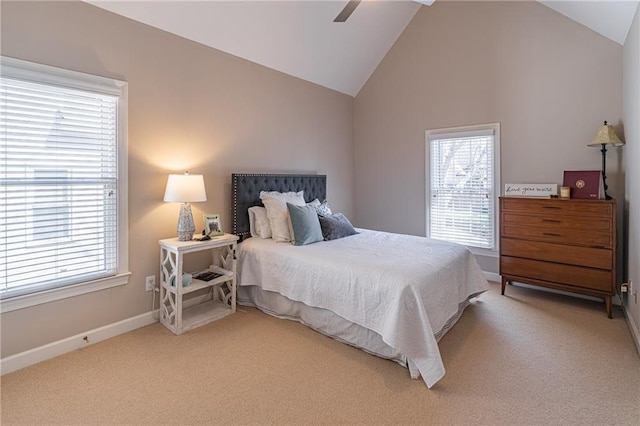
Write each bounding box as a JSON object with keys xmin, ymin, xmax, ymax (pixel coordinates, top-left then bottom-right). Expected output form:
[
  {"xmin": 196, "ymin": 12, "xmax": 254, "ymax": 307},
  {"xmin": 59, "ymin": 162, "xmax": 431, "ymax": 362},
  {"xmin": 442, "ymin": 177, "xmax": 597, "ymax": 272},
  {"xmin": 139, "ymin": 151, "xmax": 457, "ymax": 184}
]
[{"xmin": 159, "ymin": 233, "xmax": 239, "ymax": 334}]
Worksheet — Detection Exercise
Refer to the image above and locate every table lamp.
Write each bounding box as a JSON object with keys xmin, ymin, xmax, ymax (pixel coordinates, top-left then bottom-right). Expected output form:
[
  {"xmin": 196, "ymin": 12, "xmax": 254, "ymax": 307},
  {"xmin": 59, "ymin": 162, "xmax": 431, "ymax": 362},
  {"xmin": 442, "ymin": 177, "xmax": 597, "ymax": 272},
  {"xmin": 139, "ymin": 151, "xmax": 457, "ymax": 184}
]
[
  {"xmin": 164, "ymin": 172, "xmax": 207, "ymax": 241},
  {"xmin": 587, "ymin": 120, "xmax": 624, "ymax": 200}
]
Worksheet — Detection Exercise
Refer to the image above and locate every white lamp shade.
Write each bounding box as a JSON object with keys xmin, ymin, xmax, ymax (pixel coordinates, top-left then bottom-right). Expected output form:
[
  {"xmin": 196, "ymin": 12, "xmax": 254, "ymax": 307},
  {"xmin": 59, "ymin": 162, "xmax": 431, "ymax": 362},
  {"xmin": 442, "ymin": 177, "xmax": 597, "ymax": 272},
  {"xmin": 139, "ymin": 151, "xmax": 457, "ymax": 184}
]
[
  {"xmin": 163, "ymin": 173, "xmax": 207, "ymax": 203},
  {"xmin": 588, "ymin": 121, "xmax": 624, "ymax": 147}
]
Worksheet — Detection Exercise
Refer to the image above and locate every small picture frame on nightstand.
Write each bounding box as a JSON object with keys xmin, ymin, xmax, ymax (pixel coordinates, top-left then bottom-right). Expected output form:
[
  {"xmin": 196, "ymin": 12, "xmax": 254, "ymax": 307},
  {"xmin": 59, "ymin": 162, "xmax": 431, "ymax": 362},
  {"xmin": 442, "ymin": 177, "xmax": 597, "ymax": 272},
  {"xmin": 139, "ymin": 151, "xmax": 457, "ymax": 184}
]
[{"xmin": 204, "ymin": 213, "xmax": 223, "ymax": 237}]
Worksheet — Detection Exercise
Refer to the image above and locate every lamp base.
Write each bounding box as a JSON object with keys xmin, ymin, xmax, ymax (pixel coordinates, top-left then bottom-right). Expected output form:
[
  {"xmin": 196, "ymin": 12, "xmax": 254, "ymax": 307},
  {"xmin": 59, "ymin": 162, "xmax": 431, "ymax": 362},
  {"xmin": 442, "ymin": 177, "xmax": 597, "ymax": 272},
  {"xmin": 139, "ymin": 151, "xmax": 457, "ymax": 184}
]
[
  {"xmin": 177, "ymin": 230, "xmax": 193, "ymax": 241},
  {"xmin": 599, "ymin": 144, "xmax": 612, "ymax": 200},
  {"xmin": 176, "ymin": 203, "xmax": 196, "ymax": 241}
]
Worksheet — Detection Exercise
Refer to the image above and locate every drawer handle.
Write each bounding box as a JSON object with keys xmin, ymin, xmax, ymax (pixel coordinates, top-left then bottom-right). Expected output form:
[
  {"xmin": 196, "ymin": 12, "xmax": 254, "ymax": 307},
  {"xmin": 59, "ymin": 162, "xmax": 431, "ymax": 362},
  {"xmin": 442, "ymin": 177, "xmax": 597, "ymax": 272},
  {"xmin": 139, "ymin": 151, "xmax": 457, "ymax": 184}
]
[
  {"xmin": 542, "ymin": 219, "xmax": 561, "ymax": 223},
  {"xmin": 542, "ymin": 206, "xmax": 560, "ymax": 210},
  {"xmin": 543, "ymin": 232, "xmax": 561, "ymax": 237}
]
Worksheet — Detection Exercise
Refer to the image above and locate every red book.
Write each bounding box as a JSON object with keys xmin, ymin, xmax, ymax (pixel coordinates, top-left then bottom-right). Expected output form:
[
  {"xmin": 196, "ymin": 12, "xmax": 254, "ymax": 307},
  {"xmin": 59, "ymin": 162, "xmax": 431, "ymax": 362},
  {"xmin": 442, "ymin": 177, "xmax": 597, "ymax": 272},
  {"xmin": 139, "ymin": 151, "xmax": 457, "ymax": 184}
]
[{"xmin": 563, "ymin": 170, "xmax": 604, "ymax": 199}]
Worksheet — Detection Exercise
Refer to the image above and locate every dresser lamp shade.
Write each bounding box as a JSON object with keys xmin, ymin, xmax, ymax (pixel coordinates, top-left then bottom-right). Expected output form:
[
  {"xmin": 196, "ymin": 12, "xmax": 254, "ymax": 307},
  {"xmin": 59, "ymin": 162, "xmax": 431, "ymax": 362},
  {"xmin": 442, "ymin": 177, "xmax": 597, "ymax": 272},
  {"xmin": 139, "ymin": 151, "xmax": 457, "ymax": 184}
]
[
  {"xmin": 587, "ymin": 121, "xmax": 624, "ymax": 200},
  {"xmin": 588, "ymin": 121, "xmax": 624, "ymax": 147},
  {"xmin": 164, "ymin": 173, "xmax": 207, "ymax": 241}
]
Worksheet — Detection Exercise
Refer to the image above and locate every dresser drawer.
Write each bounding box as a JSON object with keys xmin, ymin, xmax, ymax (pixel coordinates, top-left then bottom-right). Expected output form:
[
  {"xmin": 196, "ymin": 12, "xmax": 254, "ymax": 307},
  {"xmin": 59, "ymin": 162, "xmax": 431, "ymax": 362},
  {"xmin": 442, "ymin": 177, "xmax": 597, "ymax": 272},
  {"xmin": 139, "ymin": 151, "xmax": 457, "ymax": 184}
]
[
  {"xmin": 501, "ymin": 212, "xmax": 612, "ymax": 232},
  {"xmin": 500, "ymin": 198, "xmax": 613, "ymax": 217},
  {"xmin": 501, "ymin": 225, "xmax": 612, "ymax": 248},
  {"xmin": 501, "ymin": 238, "xmax": 612, "ymax": 270},
  {"xmin": 501, "ymin": 257, "xmax": 612, "ymax": 292}
]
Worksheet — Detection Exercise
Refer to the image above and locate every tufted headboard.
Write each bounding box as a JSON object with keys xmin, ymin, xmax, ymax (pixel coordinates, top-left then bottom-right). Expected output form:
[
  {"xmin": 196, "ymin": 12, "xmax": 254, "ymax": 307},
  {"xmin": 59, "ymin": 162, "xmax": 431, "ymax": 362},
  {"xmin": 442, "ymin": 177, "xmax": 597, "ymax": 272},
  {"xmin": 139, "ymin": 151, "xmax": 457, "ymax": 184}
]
[{"xmin": 231, "ymin": 173, "xmax": 327, "ymax": 241}]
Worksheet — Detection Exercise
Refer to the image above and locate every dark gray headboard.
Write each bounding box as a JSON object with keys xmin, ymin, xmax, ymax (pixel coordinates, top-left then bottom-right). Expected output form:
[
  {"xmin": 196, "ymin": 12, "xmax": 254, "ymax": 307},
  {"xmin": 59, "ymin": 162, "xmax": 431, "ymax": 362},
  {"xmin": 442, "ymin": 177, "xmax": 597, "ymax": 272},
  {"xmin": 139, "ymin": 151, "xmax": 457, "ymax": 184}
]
[{"xmin": 232, "ymin": 173, "xmax": 327, "ymax": 241}]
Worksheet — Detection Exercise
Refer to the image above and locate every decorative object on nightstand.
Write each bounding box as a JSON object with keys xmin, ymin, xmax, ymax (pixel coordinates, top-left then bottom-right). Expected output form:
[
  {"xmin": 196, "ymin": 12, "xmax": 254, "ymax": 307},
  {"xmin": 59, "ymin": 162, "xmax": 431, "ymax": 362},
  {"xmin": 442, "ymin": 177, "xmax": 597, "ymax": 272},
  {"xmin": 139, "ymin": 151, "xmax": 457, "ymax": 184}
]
[
  {"xmin": 203, "ymin": 213, "xmax": 224, "ymax": 237},
  {"xmin": 587, "ymin": 120, "xmax": 624, "ymax": 200},
  {"xmin": 163, "ymin": 172, "xmax": 207, "ymax": 241}
]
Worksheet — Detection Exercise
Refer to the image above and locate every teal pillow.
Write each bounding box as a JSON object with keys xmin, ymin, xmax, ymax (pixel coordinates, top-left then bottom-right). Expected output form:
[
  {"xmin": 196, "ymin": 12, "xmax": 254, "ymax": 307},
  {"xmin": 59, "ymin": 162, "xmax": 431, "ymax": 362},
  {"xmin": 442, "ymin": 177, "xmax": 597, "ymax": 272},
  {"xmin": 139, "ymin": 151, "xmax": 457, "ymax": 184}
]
[{"xmin": 286, "ymin": 203, "xmax": 324, "ymax": 246}]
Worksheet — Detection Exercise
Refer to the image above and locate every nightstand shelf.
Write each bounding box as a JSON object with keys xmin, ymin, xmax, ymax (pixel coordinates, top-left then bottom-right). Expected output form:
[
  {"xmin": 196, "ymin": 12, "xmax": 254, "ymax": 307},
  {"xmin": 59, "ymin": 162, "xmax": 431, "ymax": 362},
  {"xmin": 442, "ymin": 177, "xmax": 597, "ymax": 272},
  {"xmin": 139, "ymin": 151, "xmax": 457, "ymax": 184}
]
[
  {"xmin": 181, "ymin": 299, "xmax": 232, "ymax": 331},
  {"xmin": 167, "ymin": 266, "xmax": 234, "ymax": 295},
  {"xmin": 159, "ymin": 234, "xmax": 238, "ymax": 334}
]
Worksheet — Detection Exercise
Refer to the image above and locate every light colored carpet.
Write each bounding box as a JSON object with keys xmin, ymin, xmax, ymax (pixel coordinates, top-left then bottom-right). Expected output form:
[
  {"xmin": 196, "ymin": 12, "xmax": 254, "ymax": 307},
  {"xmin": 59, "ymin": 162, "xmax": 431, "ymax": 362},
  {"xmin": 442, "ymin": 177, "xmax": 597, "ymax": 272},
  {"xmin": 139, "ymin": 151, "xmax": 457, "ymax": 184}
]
[{"xmin": 1, "ymin": 282, "xmax": 639, "ymax": 425}]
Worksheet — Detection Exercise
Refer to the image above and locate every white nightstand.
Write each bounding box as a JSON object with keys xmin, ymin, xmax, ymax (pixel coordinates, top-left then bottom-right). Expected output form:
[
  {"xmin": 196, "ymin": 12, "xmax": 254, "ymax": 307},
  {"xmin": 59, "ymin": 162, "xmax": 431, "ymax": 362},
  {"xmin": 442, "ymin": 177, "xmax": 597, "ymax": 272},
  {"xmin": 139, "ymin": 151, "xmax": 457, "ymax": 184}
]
[{"xmin": 158, "ymin": 233, "xmax": 239, "ymax": 334}]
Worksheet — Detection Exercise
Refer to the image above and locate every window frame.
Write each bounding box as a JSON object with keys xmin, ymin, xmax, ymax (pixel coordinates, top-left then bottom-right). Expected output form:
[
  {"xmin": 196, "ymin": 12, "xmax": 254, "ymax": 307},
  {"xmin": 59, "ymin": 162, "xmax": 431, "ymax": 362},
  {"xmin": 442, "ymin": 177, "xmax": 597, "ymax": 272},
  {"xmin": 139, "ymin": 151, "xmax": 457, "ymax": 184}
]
[
  {"xmin": 425, "ymin": 122, "xmax": 501, "ymax": 257},
  {"xmin": 0, "ymin": 56, "xmax": 130, "ymax": 313}
]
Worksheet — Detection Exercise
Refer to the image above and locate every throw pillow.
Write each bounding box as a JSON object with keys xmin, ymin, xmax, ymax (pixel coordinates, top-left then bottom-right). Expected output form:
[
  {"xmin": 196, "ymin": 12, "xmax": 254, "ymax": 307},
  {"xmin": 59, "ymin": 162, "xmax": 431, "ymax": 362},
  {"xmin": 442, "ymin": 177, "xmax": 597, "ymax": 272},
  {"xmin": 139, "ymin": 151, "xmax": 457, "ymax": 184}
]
[
  {"xmin": 286, "ymin": 202, "xmax": 324, "ymax": 246},
  {"xmin": 248, "ymin": 206, "xmax": 272, "ymax": 239},
  {"xmin": 260, "ymin": 191, "xmax": 305, "ymax": 242},
  {"xmin": 314, "ymin": 199, "xmax": 333, "ymax": 216},
  {"xmin": 318, "ymin": 213, "xmax": 358, "ymax": 241}
]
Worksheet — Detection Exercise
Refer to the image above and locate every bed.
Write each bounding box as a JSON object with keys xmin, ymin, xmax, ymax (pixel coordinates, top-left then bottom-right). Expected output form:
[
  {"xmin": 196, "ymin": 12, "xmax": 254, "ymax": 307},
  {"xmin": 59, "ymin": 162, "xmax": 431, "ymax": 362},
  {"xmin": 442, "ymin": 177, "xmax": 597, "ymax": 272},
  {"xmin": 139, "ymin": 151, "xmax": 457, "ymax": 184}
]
[{"xmin": 231, "ymin": 173, "xmax": 489, "ymax": 388}]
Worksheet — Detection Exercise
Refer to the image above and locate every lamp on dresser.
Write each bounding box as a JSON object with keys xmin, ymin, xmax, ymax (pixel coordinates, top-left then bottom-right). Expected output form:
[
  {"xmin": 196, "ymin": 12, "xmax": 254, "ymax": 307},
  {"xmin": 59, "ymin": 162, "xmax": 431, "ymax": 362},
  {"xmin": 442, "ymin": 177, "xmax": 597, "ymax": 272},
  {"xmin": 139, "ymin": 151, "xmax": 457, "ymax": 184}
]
[
  {"xmin": 164, "ymin": 172, "xmax": 207, "ymax": 241},
  {"xmin": 587, "ymin": 120, "xmax": 624, "ymax": 200}
]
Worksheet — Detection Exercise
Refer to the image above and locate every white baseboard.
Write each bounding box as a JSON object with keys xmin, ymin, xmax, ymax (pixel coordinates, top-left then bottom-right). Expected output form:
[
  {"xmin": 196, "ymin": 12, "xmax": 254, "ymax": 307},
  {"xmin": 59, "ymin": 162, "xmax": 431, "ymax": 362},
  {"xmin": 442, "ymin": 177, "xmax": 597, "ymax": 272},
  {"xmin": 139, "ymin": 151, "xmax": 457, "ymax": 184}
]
[
  {"xmin": 622, "ymin": 304, "xmax": 640, "ymax": 356},
  {"xmin": 4, "ymin": 279, "xmax": 636, "ymax": 376},
  {"xmin": 483, "ymin": 271, "xmax": 501, "ymax": 283},
  {"xmin": 1, "ymin": 310, "xmax": 158, "ymax": 376}
]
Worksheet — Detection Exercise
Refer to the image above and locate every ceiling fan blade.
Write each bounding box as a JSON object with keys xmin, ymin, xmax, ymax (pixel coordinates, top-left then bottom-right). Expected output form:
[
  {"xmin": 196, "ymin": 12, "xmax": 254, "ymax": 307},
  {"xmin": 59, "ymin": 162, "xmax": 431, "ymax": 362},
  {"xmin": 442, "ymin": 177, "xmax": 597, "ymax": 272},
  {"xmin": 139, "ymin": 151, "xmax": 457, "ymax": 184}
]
[{"xmin": 334, "ymin": 0, "xmax": 362, "ymax": 23}]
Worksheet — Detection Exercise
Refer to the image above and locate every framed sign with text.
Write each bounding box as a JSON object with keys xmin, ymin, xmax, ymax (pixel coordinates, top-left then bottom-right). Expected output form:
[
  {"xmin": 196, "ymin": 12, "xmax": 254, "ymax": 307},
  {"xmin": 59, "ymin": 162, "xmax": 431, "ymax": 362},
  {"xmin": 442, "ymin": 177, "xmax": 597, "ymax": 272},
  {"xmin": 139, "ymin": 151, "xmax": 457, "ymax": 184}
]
[{"xmin": 504, "ymin": 183, "xmax": 558, "ymax": 197}]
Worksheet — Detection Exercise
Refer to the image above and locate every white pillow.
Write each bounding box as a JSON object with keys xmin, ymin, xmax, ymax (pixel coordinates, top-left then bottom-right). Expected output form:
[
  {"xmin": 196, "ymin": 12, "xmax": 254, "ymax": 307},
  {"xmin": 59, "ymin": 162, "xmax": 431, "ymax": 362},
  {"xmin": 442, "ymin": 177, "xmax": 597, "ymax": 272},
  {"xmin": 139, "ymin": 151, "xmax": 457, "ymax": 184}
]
[
  {"xmin": 248, "ymin": 206, "xmax": 272, "ymax": 239},
  {"xmin": 260, "ymin": 191, "xmax": 305, "ymax": 242}
]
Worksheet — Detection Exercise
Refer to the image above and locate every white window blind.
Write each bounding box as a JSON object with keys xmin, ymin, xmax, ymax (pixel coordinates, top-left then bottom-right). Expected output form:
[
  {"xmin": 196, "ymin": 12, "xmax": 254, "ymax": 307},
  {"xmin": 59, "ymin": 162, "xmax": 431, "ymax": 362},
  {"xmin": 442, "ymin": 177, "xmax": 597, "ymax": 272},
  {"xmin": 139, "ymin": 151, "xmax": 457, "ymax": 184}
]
[
  {"xmin": 1, "ymin": 57, "xmax": 125, "ymax": 300},
  {"xmin": 428, "ymin": 125, "xmax": 498, "ymax": 251}
]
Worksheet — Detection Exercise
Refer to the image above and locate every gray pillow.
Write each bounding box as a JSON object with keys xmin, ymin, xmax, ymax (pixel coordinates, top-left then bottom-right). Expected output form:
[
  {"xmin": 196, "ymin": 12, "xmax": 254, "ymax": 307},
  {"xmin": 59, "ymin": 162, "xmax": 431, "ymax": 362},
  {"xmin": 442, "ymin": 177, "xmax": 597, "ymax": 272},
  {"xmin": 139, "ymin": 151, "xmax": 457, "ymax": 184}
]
[
  {"xmin": 318, "ymin": 213, "xmax": 358, "ymax": 241},
  {"xmin": 286, "ymin": 202, "xmax": 324, "ymax": 246}
]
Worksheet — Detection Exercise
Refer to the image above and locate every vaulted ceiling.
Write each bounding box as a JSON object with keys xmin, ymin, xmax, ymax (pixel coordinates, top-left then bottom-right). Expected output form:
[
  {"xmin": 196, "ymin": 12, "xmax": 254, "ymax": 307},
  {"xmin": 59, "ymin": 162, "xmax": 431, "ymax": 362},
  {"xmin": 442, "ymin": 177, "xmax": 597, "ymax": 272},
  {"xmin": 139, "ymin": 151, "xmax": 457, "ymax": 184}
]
[{"xmin": 87, "ymin": 1, "xmax": 639, "ymax": 97}]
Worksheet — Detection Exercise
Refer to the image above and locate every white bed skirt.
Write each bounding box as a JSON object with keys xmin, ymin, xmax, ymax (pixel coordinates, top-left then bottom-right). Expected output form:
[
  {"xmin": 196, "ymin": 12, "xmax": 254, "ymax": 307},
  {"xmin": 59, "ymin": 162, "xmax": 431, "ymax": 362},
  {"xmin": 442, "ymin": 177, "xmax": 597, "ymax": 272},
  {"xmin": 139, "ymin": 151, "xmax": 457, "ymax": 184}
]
[
  {"xmin": 237, "ymin": 285, "xmax": 416, "ymax": 372},
  {"xmin": 236, "ymin": 230, "xmax": 489, "ymax": 387}
]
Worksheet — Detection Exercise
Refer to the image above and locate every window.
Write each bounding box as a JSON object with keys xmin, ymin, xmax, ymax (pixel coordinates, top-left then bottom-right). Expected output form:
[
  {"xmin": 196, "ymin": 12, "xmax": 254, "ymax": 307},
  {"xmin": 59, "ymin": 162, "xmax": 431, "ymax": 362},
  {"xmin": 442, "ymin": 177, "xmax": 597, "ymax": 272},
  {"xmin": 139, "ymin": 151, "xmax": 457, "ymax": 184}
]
[
  {"xmin": 0, "ymin": 56, "xmax": 129, "ymax": 310},
  {"xmin": 426, "ymin": 123, "xmax": 500, "ymax": 254}
]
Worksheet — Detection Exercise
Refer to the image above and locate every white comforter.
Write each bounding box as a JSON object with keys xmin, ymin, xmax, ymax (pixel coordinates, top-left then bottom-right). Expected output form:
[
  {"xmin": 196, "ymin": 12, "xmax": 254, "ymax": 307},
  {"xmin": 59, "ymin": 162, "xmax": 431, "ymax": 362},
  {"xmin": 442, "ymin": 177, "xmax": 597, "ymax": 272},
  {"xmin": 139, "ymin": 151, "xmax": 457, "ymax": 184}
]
[{"xmin": 237, "ymin": 229, "xmax": 489, "ymax": 388}]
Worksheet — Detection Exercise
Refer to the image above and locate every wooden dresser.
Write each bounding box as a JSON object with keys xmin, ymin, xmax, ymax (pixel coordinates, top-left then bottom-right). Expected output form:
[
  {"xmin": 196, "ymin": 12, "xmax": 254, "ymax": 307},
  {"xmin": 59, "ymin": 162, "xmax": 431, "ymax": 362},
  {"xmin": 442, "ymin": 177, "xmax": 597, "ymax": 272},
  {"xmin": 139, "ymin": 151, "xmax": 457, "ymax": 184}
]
[{"xmin": 499, "ymin": 197, "xmax": 616, "ymax": 317}]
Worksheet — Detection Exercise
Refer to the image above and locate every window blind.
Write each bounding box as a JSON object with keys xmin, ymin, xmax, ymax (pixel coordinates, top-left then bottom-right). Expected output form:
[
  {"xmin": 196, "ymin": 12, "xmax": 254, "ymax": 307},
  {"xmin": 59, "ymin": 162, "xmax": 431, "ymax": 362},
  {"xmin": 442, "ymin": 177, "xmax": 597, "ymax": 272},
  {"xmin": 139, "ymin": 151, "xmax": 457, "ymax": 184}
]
[
  {"xmin": 1, "ymin": 74, "xmax": 119, "ymax": 299},
  {"xmin": 429, "ymin": 131, "xmax": 495, "ymax": 250}
]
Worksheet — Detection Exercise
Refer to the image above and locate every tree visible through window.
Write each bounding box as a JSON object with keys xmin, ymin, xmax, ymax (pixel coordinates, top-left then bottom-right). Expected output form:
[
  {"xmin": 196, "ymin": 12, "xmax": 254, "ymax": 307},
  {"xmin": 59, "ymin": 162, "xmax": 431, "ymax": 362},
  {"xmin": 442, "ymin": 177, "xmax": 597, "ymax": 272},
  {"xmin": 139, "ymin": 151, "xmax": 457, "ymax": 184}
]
[{"xmin": 427, "ymin": 124, "xmax": 500, "ymax": 252}]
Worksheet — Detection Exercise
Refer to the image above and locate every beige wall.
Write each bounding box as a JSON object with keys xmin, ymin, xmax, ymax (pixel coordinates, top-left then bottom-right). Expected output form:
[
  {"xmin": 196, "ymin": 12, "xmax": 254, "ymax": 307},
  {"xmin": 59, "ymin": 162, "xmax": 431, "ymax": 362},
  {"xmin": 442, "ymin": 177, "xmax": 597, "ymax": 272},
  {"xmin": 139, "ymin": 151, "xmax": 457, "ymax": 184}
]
[
  {"xmin": 0, "ymin": 1, "xmax": 354, "ymax": 357},
  {"xmin": 623, "ymin": 6, "xmax": 640, "ymax": 347},
  {"xmin": 353, "ymin": 1, "xmax": 623, "ymax": 273}
]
